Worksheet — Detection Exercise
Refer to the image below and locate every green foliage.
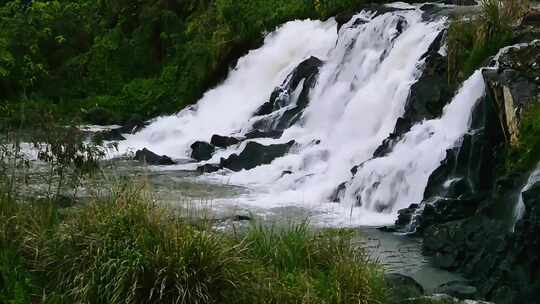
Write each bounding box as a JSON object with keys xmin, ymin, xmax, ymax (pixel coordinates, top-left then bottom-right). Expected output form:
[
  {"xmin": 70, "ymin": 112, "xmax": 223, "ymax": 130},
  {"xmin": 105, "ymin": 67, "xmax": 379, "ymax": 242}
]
[
  {"xmin": 505, "ymin": 101, "xmax": 540, "ymax": 171},
  {"xmin": 0, "ymin": 248, "xmax": 35, "ymax": 304},
  {"xmin": 0, "ymin": 0, "xmax": 368, "ymax": 124},
  {"xmin": 0, "ymin": 177, "xmax": 391, "ymax": 304},
  {"xmin": 448, "ymin": 0, "xmax": 529, "ymax": 83}
]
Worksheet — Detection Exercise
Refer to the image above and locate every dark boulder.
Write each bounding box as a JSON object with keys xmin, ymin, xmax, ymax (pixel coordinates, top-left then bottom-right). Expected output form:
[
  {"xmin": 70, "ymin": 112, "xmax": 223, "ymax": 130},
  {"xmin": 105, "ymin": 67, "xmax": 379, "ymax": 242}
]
[
  {"xmin": 244, "ymin": 129, "xmax": 283, "ymax": 139},
  {"xmin": 190, "ymin": 141, "xmax": 215, "ymax": 161},
  {"xmin": 220, "ymin": 141, "xmax": 295, "ymax": 171},
  {"xmin": 384, "ymin": 273, "xmax": 424, "ymax": 301},
  {"xmin": 329, "ymin": 182, "xmax": 347, "ymax": 203},
  {"xmin": 395, "ymin": 203, "xmax": 420, "ymax": 231},
  {"xmin": 422, "ymin": 217, "xmax": 506, "ymax": 270},
  {"xmin": 251, "ymin": 56, "xmax": 323, "ymax": 132},
  {"xmin": 197, "ymin": 164, "xmax": 221, "ymax": 174},
  {"xmin": 211, "ymin": 134, "xmax": 241, "ymax": 148},
  {"xmin": 521, "ymin": 9, "xmax": 540, "ymax": 26},
  {"xmin": 134, "ymin": 148, "xmax": 176, "ymax": 165}
]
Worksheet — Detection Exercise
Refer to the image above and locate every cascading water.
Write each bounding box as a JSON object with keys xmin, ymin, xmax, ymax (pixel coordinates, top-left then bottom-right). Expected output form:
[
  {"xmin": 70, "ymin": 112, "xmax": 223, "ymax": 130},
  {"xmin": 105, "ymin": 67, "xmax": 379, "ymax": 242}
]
[
  {"xmin": 512, "ymin": 164, "xmax": 540, "ymax": 231},
  {"xmin": 120, "ymin": 20, "xmax": 338, "ymax": 157},
  {"xmin": 120, "ymin": 8, "xmax": 487, "ymax": 226}
]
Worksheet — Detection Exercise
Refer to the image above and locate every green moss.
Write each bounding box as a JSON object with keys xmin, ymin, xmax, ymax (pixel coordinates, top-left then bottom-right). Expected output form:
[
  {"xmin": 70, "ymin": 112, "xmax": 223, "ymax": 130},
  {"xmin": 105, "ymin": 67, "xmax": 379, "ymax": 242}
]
[{"xmin": 507, "ymin": 100, "xmax": 540, "ymax": 171}]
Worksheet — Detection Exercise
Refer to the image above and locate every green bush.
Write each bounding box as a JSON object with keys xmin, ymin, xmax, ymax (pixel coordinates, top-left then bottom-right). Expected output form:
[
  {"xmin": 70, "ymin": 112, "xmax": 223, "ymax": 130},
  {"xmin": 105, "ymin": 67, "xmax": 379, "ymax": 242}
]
[
  {"xmin": 448, "ymin": 0, "xmax": 529, "ymax": 83},
  {"xmin": 0, "ymin": 0, "xmax": 370, "ymax": 124},
  {"xmin": 0, "ymin": 177, "xmax": 392, "ymax": 304}
]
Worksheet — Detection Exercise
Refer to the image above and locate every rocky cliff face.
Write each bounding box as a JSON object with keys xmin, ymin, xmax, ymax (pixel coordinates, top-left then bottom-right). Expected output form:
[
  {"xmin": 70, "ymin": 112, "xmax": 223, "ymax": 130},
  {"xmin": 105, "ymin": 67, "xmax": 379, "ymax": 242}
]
[{"xmin": 394, "ymin": 37, "xmax": 540, "ymax": 304}]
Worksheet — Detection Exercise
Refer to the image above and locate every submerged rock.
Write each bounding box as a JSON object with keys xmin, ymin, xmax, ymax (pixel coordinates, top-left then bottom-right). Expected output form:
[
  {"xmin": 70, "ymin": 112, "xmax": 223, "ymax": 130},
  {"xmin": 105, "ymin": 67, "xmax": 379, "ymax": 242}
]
[
  {"xmin": 190, "ymin": 141, "xmax": 215, "ymax": 161},
  {"xmin": 329, "ymin": 182, "xmax": 347, "ymax": 203},
  {"xmin": 134, "ymin": 148, "xmax": 176, "ymax": 165},
  {"xmin": 220, "ymin": 141, "xmax": 295, "ymax": 171}
]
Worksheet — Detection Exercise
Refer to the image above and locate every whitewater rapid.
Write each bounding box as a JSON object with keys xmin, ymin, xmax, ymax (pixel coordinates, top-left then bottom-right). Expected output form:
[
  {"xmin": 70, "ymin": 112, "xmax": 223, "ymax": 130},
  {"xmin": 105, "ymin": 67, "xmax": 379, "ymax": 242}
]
[{"xmin": 119, "ymin": 9, "xmax": 487, "ymax": 226}]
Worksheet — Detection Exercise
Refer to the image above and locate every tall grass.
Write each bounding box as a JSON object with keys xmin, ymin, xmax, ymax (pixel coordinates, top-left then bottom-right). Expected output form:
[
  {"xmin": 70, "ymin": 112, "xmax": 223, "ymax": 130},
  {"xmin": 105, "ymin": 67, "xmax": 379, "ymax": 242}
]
[
  {"xmin": 0, "ymin": 178, "xmax": 393, "ymax": 304},
  {"xmin": 448, "ymin": 0, "xmax": 530, "ymax": 83}
]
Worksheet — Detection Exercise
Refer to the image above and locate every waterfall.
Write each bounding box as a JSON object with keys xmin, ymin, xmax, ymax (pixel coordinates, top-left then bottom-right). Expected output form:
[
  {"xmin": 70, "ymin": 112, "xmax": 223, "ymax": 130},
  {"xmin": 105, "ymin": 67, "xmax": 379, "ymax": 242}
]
[
  {"xmin": 120, "ymin": 19, "xmax": 338, "ymax": 157},
  {"xmin": 119, "ymin": 8, "xmax": 490, "ymax": 226},
  {"xmin": 513, "ymin": 165, "xmax": 540, "ymax": 231}
]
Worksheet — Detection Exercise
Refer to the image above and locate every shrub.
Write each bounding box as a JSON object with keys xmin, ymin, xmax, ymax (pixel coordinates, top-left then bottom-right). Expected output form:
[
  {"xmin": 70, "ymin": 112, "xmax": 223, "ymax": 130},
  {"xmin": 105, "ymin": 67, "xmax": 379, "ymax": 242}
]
[
  {"xmin": 448, "ymin": 0, "xmax": 530, "ymax": 83},
  {"xmin": 0, "ymin": 179, "xmax": 390, "ymax": 304}
]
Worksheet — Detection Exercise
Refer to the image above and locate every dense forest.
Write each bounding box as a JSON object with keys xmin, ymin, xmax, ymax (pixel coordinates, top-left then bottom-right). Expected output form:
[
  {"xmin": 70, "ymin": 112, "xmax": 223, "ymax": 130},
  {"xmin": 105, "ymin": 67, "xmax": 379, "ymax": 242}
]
[{"xmin": 0, "ymin": 0, "xmax": 370, "ymax": 124}]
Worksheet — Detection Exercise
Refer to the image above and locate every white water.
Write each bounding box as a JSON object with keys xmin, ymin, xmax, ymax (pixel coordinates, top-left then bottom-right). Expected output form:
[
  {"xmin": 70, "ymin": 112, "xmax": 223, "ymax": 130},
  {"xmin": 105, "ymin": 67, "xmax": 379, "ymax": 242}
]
[
  {"xmin": 513, "ymin": 164, "xmax": 540, "ymax": 231},
  {"xmin": 119, "ymin": 20, "xmax": 337, "ymax": 157},
  {"xmin": 119, "ymin": 9, "xmax": 488, "ymax": 226}
]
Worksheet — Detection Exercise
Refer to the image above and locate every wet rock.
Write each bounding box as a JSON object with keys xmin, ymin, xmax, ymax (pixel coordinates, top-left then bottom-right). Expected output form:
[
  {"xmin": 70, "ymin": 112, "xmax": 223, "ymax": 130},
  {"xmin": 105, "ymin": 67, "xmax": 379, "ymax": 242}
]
[
  {"xmin": 190, "ymin": 141, "xmax": 215, "ymax": 161},
  {"xmin": 329, "ymin": 182, "xmax": 347, "ymax": 203},
  {"xmin": 422, "ymin": 217, "xmax": 506, "ymax": 270},
  {"xmin": 197, "ymin": 164, "xmax": 221, "ymax": 174},
  {"xmin": 483, "ymin": 41, "xmax": 540, "ymax": 145},
  {"xmin": 384, "ymin": 273, "xmax": 424, "ymax": 300},
  {"xmin": 435, "ymin": 281, "xmax": 479, "ymax": 300},
  {"xmin": 93, "ymin": 128, "xmax": 126, "ymax": 142},
  {"xmin": 220, "ymin": 141, "xmax": 295, "ymax": 171},
  {"xmin": 252, "ymin": 56, "xmax": 323, "ymax": 131},
  {"xmin": 210, "ymin": 134, "xmax": 241, "ymax": 148},
  {"xmin": 374, "ymin": 30, "xmax": 453, "ymax": 158},
  {"xmin": 244, "ymin": 129, "xmax": 283, "ymax": 139},
  {"xmin": 134, "ymin": 148, "xmax": 176, "ymax": 165},
  {"xmin": 395, "ymin": 203, "xmax": 420, "ymax": 231}
]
